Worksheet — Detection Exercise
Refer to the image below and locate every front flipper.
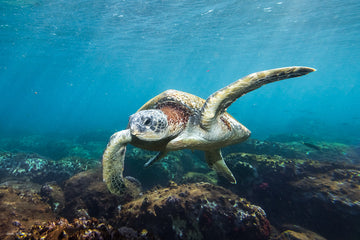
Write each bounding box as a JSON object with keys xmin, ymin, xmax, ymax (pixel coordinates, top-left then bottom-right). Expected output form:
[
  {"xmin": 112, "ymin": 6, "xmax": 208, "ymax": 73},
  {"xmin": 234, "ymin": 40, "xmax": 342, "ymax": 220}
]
[
  {"xmin": 205, "ymin": 149, "xmax": 236, "ymax": 184},
  {"xmin": 144, "ymin": 151, "xmax": 168, "ymax": 168},
  {"xmin": 102, "ymin": 130, "xmax": 132, "ymax": 196},
  {"xmin": 200, "ymin": 66, "xmax": 315, "ymax": 129}
]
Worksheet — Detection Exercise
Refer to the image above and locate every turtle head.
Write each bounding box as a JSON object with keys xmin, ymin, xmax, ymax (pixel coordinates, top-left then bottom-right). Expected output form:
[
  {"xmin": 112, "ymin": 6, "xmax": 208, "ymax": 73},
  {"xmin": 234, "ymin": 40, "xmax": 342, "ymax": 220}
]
[{"xmin": 129, "ymin": 110, "xmax": 169, "ymax": 141}]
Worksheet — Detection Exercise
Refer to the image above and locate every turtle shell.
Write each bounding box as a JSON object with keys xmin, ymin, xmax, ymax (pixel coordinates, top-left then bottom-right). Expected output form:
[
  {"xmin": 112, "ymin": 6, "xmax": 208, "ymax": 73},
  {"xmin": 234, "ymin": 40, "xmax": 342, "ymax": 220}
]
[{"xmin": 137, "ymin": 89, "xmax": 205, "ymax": 136}]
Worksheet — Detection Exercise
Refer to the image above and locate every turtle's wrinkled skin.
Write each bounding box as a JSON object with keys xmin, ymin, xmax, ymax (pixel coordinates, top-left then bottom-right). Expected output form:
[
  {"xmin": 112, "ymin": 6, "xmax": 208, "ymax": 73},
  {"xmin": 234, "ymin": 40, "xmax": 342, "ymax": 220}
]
[{"xmin": 103, "ymin": 66, "xmax": 315, "ymax": 195}]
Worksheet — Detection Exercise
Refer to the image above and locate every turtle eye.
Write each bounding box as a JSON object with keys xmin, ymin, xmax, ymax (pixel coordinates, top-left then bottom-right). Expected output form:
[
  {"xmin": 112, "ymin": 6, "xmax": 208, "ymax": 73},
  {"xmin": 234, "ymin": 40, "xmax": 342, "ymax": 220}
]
[{"xmin": 143, "ymin": 117, "xmax": 152, "ymax": 126}]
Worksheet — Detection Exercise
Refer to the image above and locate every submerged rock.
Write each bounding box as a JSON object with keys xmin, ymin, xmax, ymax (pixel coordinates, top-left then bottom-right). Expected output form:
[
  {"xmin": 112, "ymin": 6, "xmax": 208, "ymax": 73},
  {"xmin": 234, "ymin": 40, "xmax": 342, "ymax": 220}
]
[
  {"xmin": 0, "ymin": 182, "xmax": 56, "ymax": 240},
  {"xmin": 0, "ymin": 151, "xmax": 99, "ymax": 184},
  {"xmin": 180, "ymin": 171, "xmax": 218, "ymax": 185},
  {"xmin": 225, "ymin": 138, "xmax": 358, "ymax": 164},
  {"xmin": 276, "ymin": 224, "xmax": 327, "ymax": 240},
  {"xmin": 291, "ymin": 169, "xmax": 360, "ymax": 214},
  {"xmin": 224, "ymin": 152, "xmax": 360, "ymax": 240},
  {"xmin": 40, "ymin": 182, "xmax": 65, "ymax": 215},
  {"xmin": 1, "ymin": 133, "xmax": 358, "ymax": 239},
  {"xmin": 287, "ymin": 168, "xmax": 360, "ymax": 239},
  {"xmin": 61, "ymin": 168, "xmax": 141, "ymax": 223},
  {"xmin": 4, "ymin": 181, "xmax": 270, "ymax": 240},
  {"xmin": 12, "ymin": 217, "xmax": 158, "ymax": 240},
  {"xmin": 117, "ymin": 182, "xmax": 270, "ymax": 240},
  {"xmin": 224, "ymin": 152, "xmax": 348, "ymax": 187},
  {"xmin": 13, "ymin": 218, "xmax": 119, "ymax": 240}
]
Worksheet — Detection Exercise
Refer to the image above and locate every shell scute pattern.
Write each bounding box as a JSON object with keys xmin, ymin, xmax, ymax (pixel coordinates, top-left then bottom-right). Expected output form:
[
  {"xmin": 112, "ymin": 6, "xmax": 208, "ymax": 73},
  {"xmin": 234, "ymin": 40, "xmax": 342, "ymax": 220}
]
[
  {"xmin": 138, "ymin": 90, "xmax": 206, "ymax": 134},
  {"xmin": 161, "ymin": 90, "xmax": 205, "ymax": 110},
  {"xmin": 158, "ymin": 103, "xmax": 189, "ymax": 133}
]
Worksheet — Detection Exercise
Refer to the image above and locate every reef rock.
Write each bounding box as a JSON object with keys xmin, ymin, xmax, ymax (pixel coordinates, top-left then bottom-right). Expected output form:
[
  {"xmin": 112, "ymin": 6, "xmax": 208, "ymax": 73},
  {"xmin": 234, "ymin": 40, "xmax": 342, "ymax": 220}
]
[
  {"xmin": 291, "ymin": 168, "xmax": 360, "ymax": 214},
  {"xmin": 40, "ymin": 182, "xmax": 66, "ymax": 215},
  {"xmin": 225, "ymin": 138, "xmax": 357, "ymax": 164},
  {"xmin": 224, "ymin": 152, "xmax": 360, "ymax": 240},
  {"xmin": 275, "ymin": 224, "xmax": 327, "ymax": 240},
  {"xmin": 61, "ymin": 168, "xmax": 141, "ymax": 222},
  {"xmin": 117, "ymin": 182, "xmax": 270, "ymax": 240},
  {"xmin": 180, "ymin": 171, "xmax": 218, "ymax": 185},
  {"xmin": 288, "ymin": 168, "xmax": 360, "ymax": 239},
  {"xmin": 13, "ymin": 217, "xmax": 120, "ymax": 240},
  {"xmin": 224, "ymin": 152, "xmax": 347, "ymax": 189},
  {"xmin": 0, "ymin": 182, "xmax": 56, "ymax": 239},
  {"xmin": 0, "ymin": 151, "xmax": 99, "ymax": 184}
]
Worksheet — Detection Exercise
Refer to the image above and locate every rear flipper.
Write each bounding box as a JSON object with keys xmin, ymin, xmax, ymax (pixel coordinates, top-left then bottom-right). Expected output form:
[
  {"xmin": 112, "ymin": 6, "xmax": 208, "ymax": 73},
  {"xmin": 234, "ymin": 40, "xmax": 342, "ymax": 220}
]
[{"xmin": 205, "ymin": 149, "xmax": 236, "ymax": 184}]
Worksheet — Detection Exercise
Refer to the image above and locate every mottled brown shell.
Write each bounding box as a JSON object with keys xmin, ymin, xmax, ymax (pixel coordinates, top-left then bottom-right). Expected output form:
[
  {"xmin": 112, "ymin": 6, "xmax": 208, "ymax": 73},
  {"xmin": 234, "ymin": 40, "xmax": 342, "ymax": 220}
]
[{"xmin": 137, "ymin": 90, "xmax": 204, "ymax": 136}]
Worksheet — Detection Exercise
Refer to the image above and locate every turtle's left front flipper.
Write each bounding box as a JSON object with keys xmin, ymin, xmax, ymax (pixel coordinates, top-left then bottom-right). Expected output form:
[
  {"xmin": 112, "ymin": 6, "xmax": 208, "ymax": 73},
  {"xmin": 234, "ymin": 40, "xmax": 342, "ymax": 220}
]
[
  {"xmin": 200, "ymin": 66, "xmax": 315, "ymax": 129},
  {"xmin": 144, "ymin": 151, "xmax": 168, "ymax": 168},
  {"xmin": 102, "ymin": 130, "xmax": 134, "ymax": 196},
  {"xmin": 205, "ymin": 149, "xmax": 236, "ymax": 184}
]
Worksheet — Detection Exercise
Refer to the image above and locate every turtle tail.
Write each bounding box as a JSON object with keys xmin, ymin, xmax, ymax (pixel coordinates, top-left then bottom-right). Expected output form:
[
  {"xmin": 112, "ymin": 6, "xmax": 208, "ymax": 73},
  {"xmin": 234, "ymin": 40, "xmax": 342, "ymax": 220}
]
[{"xmin": 102, "ymin": 130, "xmax": 132, "ymax": 196}]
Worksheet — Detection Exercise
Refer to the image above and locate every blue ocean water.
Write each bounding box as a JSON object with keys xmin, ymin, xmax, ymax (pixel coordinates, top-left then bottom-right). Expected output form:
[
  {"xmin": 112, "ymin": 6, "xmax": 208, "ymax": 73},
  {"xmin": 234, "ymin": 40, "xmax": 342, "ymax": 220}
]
[
  {"xmin": 1, "ymin": 1, "xmax": 360, "ymax": 239},
  {"xmin": 1, "ymin": 0, "xmax": 360, "ymax": 142}
]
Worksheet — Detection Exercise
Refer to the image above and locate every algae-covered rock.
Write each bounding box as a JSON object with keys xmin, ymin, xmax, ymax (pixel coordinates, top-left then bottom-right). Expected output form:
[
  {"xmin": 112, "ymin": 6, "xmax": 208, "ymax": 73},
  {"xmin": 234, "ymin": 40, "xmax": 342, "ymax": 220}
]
[
  {"xmin": 275, "ymin": 224, "xmax": 327, "ymax": 240},
  {"xmin": 61, "ymin": 168, "xmax": 141, "ymax": 223},
  {"xmin": 0, "ymin": 182, "xmax": 56, "ymax": 240},
  {"xmin": 0, "ymin": 151, "xmax": 99, "ymax": 184},
  {"xmin": 12, "ymin": 218, "xmax": 122, "ymax": 240},
  {"xmin": 277, "ymin": 229, "xmax": 326, "ymax": 240},
  {"xmin": 288, "ymin": 168, "xmax": 360, "ymax": 239},
  {"xmin": 225, "ymin": 138, "xmax": 358, "ymax": 164},
  {"xmin": 225, "ymin": 152, "xmax": 343, "ymax": 184},
  {"xmin": 224, "ymin": 152, "xmax": 360, "ymax": 240},
  {"xmin": 291, "ymin": 169, "xmax": 360, "ymax": 214},
  {"xmin": 180, "ymin": 171, "xmax": 218, "ymax": 185},
  {"xmin": 40, "ymin": 182, "xmax": 65, "ymax": 215},
  {"xmin": 117, "ymin": 182, "xmax": 270, "ymax": 240}
]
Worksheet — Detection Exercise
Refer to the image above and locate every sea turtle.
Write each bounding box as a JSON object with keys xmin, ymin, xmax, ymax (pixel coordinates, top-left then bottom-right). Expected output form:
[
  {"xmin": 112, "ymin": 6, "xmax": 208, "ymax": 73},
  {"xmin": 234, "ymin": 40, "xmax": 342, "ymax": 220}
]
[{"xmin": 103, "ymin": 66, "xmax": 315, "ymax": 195}]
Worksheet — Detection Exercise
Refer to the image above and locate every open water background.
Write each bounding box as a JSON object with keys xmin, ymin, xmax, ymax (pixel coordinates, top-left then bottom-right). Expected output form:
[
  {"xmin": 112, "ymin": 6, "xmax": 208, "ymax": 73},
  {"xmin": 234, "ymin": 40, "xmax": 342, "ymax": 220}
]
[{"xmin": 1, "ymin": 0, "xmax": 360, "ymax": 143}]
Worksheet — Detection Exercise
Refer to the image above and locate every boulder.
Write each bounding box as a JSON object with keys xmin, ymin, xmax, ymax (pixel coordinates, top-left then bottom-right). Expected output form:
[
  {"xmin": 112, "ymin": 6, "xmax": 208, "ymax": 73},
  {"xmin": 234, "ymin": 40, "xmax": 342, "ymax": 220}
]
[{"xmin": 117, "ymin": 182, "xmax": 270, "ymax": 240}]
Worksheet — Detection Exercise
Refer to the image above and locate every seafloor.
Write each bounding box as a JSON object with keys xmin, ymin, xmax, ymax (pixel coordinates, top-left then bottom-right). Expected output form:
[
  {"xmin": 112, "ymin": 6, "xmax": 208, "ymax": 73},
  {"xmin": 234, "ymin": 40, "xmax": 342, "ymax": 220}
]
[{"xmin": 0, "ymin": 131, "xmax": 359, "ymax": 240}]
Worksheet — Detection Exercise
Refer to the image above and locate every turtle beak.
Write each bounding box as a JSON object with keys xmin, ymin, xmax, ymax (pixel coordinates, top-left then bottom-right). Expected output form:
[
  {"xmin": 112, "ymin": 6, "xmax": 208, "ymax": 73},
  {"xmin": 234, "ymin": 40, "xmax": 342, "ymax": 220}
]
[
  {"xmin": 129, "ymin": 123, "xmax": 139, "ymax": 136},
  {"xmin": 128, "ymin": 114, "xmax": 139, "ymax": 136},
  {"xmin": 131, "ymin": 128, "xmax": 141, "ymax": 136}
]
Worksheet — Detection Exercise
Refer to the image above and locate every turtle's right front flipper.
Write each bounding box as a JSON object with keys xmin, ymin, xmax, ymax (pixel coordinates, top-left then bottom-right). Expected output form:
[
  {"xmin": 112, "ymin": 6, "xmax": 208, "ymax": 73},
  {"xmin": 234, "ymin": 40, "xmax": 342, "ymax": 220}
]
[
  {"xmin": 102, "ymin": 130, "xmax": 132, "ymax": 196},
  {"xmin": 200, "ymin": 66, "xmax": 315, "ymax": 129}
]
